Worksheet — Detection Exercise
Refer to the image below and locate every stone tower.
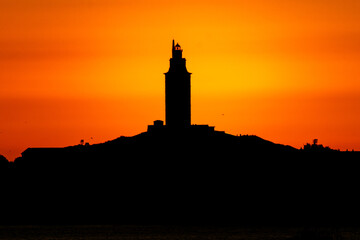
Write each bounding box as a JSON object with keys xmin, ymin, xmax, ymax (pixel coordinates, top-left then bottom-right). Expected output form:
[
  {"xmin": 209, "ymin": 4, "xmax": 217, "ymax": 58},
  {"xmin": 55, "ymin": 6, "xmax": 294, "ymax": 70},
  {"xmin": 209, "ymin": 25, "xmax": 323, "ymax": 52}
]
[{"xmin": 165, "ymin": 40, "xmax": 191, "ymax": 129}]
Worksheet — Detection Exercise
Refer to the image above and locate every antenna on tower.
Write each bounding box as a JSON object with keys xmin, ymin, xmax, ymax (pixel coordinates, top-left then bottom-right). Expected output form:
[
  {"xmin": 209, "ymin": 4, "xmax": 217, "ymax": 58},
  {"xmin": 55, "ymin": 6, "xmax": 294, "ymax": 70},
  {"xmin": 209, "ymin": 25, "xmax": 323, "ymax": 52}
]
[{"xmin": 172, "ymin": 39, "xmax": 175, "ymax": 57}]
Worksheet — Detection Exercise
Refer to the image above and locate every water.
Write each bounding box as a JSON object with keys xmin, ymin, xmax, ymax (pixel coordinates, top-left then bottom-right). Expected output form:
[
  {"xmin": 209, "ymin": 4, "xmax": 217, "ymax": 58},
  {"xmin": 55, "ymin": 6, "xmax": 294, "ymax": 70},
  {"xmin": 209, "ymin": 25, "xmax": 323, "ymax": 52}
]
[{"xmin": 0, "ymin": 225, "xmax": 359, "ymax": 240}]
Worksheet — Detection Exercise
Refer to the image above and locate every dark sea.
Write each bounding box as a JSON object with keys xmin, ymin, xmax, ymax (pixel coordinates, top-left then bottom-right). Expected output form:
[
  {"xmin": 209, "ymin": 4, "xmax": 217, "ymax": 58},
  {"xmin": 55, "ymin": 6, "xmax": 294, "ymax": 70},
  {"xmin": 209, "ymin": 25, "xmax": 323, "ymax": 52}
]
[{"xmin": 1, "ymin": 225, "xmax": 360, "ymax": 240}]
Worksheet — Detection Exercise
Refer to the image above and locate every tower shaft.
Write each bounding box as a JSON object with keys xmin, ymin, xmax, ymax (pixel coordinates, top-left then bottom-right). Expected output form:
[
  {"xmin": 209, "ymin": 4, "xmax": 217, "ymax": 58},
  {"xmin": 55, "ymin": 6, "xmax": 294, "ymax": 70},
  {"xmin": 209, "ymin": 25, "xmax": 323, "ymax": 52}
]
[{"xmin": 165, "ymin": 40, "xmax": 191, "ymax": 129}]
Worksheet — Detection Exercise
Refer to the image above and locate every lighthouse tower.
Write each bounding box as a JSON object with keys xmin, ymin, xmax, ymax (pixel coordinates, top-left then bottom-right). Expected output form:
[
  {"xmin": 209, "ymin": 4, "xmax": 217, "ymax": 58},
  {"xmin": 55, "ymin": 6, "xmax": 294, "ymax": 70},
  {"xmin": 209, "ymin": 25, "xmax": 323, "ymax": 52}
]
[{"xmin": 165, "ymin": 40, "xmax": 191, "ymax": 129}]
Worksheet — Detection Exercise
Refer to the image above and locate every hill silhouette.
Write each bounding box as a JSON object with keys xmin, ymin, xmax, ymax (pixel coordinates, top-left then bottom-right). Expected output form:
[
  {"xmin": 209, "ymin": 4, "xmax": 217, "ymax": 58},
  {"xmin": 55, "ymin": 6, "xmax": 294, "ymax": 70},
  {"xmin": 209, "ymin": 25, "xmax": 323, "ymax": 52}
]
[
  {"xmin": 1, "ymin": 127, "xmax": 359, "ymax": 226},
  {"xmin": 17, "ymin": 126, "xmax": 296, "ymax": 166}
]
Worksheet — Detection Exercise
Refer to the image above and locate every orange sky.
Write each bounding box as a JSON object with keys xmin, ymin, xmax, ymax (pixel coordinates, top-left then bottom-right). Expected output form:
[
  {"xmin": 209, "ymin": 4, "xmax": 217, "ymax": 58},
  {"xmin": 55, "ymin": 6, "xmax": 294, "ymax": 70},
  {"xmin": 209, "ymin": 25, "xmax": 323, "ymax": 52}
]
[{"xmin": 1, "ymin": 0, "xmax": 360, "ymax": 160}]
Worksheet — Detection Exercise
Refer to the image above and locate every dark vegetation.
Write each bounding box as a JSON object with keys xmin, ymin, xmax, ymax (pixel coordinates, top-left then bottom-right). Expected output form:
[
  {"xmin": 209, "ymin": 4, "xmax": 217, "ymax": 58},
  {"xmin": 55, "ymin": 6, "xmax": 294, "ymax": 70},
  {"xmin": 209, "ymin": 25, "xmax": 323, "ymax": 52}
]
[{"xmin": 0, "ymin": 130, "xmax": 359, "ymax": 227}]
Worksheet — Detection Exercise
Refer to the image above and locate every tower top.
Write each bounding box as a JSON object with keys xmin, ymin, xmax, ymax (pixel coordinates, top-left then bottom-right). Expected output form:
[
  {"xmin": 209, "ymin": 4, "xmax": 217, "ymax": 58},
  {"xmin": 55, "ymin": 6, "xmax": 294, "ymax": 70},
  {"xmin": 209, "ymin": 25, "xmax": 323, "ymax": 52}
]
[
  {"xmin": 175, "ymin": 43, "xmax": 181, "ymax": 50},
  {"xmin": 172, "ymin": 39, "xmax": 183, "ymax": 59}
]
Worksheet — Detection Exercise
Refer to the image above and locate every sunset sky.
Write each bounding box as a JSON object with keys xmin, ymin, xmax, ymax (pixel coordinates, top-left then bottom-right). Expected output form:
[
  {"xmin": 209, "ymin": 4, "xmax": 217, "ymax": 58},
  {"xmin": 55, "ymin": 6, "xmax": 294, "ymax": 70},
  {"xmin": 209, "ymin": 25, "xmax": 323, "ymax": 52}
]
[{"xmin": 1, "ymin": 0, "xmax": 360, "ymax": 160}]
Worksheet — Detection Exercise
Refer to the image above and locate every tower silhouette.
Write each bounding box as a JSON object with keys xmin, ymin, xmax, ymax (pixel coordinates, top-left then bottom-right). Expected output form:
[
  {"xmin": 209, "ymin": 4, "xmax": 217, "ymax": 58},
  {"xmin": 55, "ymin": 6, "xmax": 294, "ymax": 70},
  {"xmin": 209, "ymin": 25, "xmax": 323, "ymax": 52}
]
[{"xmin": 165, "ymin": 40, "xmax": 191, "ymax": 129}]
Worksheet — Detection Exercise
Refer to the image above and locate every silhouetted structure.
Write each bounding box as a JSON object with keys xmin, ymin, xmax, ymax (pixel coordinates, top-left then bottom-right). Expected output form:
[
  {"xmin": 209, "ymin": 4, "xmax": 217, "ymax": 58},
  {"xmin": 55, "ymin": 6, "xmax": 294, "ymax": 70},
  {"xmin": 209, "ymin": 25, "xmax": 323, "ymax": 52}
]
[
  {"xmin": 149, "ymin": 40, "xmax": 214, "ymax": 133},
  {"xmin": 302, "ymin": 139, "xmax": 338, "ymax": 153},
  {"xmin": 165, "ymin": 40, "xmax": 191, "ymax": 129}
]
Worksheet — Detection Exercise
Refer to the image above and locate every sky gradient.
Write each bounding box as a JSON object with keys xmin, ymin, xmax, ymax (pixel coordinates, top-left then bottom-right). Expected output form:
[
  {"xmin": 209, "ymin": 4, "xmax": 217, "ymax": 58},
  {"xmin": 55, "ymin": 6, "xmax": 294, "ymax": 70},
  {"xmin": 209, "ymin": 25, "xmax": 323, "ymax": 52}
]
[{"xmin": 1, "ymin": 0, "xmax": 360, "ymax": 160}]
